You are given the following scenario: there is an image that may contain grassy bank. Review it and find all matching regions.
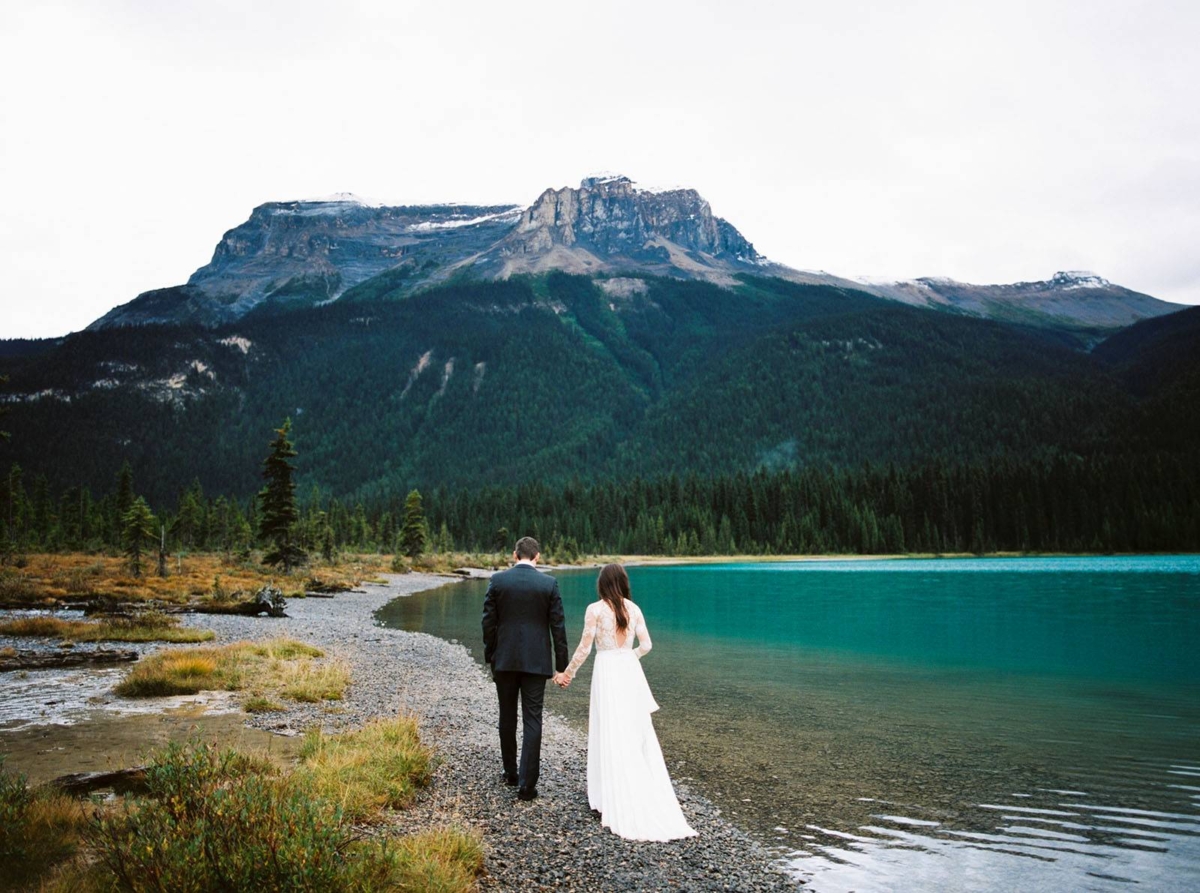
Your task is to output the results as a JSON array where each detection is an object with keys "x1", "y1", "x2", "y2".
[
  {"x1": 1, "y1": 718, "x2": 482, "y2": 892},
  {"x1": 0, "y1": 552, "x2": 383, "y2": 610},
  {"x1": 114, "y1": 638, "x2": 349, "y2": 709},
  {"x1": 0, "y1": 611, "x2": 214, "y2": 644}
]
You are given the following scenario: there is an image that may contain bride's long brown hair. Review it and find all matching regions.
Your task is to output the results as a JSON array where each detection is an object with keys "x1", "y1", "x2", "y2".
[{"x1": 597, "y1": 563, "x2": 631, "y2": 632}]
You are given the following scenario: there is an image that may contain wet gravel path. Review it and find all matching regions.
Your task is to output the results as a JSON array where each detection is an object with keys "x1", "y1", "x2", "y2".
[{"x1": 183, "y1": 574, "x2": 797, "y2": 892}]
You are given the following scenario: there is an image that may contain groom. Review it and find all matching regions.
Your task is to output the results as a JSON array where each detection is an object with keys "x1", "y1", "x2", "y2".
[{"x1": 481, "y1": 536, "x2": 569, "y2": 801}]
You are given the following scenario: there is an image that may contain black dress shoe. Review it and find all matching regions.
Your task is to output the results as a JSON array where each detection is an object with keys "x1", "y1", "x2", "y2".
[
  {"x1": 516, "y1": 787, "x2": 538, "y2": 802},
  {"x1": 504, "y1": 772, "x2": 519, "y2": 786}
]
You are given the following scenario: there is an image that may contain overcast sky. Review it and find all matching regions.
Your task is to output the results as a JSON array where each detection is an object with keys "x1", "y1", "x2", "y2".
[{"x1": 2, "y1": 0, "x2": 1198, "y2": 338}]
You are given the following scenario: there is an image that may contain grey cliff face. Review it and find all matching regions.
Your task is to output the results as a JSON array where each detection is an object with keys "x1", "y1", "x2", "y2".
[
  {"x1": 89, "y1": 198, "x2": 522, "y2": 330},
  {"x1": 502, "y1": 176, "x2": 759, "y2": 263},
  {"x1": 82, "y1": 178, "x2": 1182, "y2": 335}
]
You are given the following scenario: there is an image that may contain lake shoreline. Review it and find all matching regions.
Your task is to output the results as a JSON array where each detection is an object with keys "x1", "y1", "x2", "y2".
[
  {"x1": 171, "y1": 572, "x2": 797, "y2": 891},
  {"x1": 529, "y1": 550, "x2": 1200, "y2": 573}
]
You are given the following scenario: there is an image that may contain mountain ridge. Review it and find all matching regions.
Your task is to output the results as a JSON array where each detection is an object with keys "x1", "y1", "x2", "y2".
[{"x1": 84, "y1": 175, "x2": 1184, "y2": 336}]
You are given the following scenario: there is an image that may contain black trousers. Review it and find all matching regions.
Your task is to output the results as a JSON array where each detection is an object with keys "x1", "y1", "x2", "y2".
[{"x1": 493, "y1": 671, "x2": 547, "y2": 791}]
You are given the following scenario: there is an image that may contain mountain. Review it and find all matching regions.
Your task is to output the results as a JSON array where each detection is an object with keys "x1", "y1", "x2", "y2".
[
  {"x1": 4, "y1": 174, "x2": 1195, "y2": 520},
  {"x1": 863, "y1": 271, "x2": 1177, "y2": 339},
  {"x1": 88, "y1": 196, "x2": 524, "y2": 329},
  {"x1": 86, "y1": 176, "x2": 1180, "y2": 337},
  {"x1": 4, "y1": 268, "x2": 1196, "y2": 509}
]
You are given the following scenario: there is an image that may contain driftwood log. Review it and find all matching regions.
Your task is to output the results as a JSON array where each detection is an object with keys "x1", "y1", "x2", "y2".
[
  {"x1": 0, "y1": 648, "x2": 138, "y2": 672},
  {"x1": 195, "y1": 586, "x2": 287, "y2": 618},
  {"x1": 49, "y1": 766, "x2": 148, "y2": 797}
]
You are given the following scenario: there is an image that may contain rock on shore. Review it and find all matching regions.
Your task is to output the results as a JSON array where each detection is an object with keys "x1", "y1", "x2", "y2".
[{"x1": 183, "y1": 573, "x2": 796, "y2": 892}]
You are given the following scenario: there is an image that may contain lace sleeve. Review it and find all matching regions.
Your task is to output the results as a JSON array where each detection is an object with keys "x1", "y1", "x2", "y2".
[
  {"x1": 565, "y1": 605, "x2": 597, "y2": 679},
  {"x1": 633, "y1": 604, "x2": 652, "y2": 658}
]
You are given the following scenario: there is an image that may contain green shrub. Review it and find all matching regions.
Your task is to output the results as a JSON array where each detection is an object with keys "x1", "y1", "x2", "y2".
[
  {"x1": 89, "y1": 742, "x2": 345, "y2": 892},
  {"x1": 0, "y1": 757, "x2": 87, "y2": 888}
]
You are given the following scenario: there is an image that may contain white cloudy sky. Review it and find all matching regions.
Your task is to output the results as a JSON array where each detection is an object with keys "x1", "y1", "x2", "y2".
[{"x1": 2, "y1": 0, "x2": 1198, "y2": 338}]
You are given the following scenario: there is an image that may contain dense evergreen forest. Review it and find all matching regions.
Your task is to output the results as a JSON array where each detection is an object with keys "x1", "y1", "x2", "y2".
[
  {"x1": 1, "y1": 274, "x2": 1197, "y2": 557},
  {"x1": 2, "y1": 452, "x2": 1196, "y2": 558}
]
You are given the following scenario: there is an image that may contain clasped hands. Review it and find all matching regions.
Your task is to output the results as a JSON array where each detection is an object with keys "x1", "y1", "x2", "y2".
[{"x1": 552, "y1": 672, "x2": 571, "y2": 688}]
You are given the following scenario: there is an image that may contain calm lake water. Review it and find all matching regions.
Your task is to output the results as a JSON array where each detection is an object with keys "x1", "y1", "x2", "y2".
[{"x1": 376, "y1": 556, "x2": 1200, "y2": 892}]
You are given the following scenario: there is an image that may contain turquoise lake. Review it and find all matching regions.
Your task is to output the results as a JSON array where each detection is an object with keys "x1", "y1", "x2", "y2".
[{"x1": 376, "y1": 556, "x2": 1200, "y2": 891}]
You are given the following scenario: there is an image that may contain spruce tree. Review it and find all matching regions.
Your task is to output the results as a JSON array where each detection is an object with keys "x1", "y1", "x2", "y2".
[
  {"x1": 122, "y1": 497, "x2": 156, "y2": 577},
  {"x1": 258, "y1": 418, "x2": 306, "y2": 572},
  {"x1": 399, "y1": 489, "x2": 428, "y2": 558},
  {"x1": 113, "y1": 462, "x2": 134, "y2": 547},
  {"x1": 435, "y1": 520, "x2": 454, "y2": 554}
]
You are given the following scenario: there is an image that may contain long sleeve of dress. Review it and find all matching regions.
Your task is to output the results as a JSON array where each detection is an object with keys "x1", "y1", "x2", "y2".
[
  {"x1": 633, "y1": 605, "x2": 652, "y2": 658},
  {"x1": 564, "y1": 605, "x2": 598, "y2": 679}
]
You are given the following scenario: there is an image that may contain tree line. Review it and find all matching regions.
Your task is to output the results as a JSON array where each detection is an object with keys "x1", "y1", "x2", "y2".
[{"x1": 3, "y1": 440, "x2": 1196, "y2": 561}]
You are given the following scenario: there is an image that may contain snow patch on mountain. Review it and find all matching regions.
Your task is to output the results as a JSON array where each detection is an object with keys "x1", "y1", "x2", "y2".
[{"x1": 407, "y1": 207, "x2": 522, "y2": 232}]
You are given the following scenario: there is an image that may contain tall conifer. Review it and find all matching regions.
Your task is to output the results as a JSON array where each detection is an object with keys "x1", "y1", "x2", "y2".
[
  {"x1": 122, "y1": 496, "x2": 155, "y2": 577},
  {"x1": 258, "y1": 418, "x2": 306, "y2": 571},
  {"x1": 399, "y1": 489, "x2": 428, "y2": 558}
]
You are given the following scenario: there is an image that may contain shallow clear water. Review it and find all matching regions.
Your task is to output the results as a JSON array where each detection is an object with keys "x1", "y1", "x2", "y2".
[{"x1": 377, "y1": 556, "x2": 1200, "y2": 891}]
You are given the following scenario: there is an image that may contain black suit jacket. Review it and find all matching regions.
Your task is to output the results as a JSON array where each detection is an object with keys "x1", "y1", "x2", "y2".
[{"x1": 482, "y1": 564, "x2": 569, "y2": 678}]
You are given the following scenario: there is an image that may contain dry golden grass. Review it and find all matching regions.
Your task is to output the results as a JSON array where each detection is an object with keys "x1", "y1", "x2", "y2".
[
  {"x1": 347, "y1": 825, "x2": 484, "y2": 893},
  {"x1": 297, "y1": 716, "x2": 433, "y2": 823},
  {"x1": 0, "y1": 613, "x2": 214, "y2": 644},
  {"x1": 0, "y1": 616, "x2": 92, "y2": 638},
  {"x1": 114, "y1": 638, "x2": 347, "y2": 709},
  {"x1": 405, "y1": 551, "x2": 510, "y2": 574},
  {"x1": 0, "y1": 553, "x2": 300, "y2": 607},
  {"x1": 278, "y1": 661, "x2": 351, "y2": 703},
  {"x1": 0, "y1": 763, "x2": 93, "y2": 890},
  {"x1": 389, "y1": 826, "x2": 485, "y2": 893}
]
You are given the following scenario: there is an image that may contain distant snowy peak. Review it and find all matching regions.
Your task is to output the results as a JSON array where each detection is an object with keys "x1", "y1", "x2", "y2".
[
  {"x1": 875, "y1": 272, "x2": 1115, "y2": 292},
  {"x1": 862, "y1": 271, "x2": 1177, "y2": 331},
  {"x1": 1051, "y1": 270, "x2": 1111, "y2": 289},
  {"x1": 578, "y1": 173, "x2": 691, "y2": 196},
  {"x1": 299, "y1": 192, "x2": 383, "y2": 207}
]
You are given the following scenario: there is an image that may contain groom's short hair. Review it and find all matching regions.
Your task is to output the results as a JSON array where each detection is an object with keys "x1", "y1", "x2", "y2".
[{"x1": 514, "y1": 536, "x2": 540, "y2": 560}]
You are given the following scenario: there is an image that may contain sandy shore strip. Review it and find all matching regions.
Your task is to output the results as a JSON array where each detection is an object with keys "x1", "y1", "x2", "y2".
[{"x1": 178, "y1": 572, "x2": 796, "y2": 892}]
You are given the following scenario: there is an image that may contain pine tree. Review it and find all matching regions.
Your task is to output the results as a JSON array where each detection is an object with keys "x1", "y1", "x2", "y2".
[
  {"x1": 399, "y1": 489, "x2": 429, "y2": 558},
  {"x1": 174, "y1": 479, "x2": 205, "y2": 549},
  {"x1": 122, "y1": 497, "x2": 156, "y2": 577},
  {"x1": 113, "y1": 462, "x2": 134, "y2": 547},
  {"x1": 258, "y1": 418, "x2": 306, "y2": 572},
  {"x1": 435, "y1": 520, "x2": 454, "y2": 554}
]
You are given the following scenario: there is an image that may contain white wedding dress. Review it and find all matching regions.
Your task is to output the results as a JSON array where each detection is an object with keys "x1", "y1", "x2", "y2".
[{"x1": 564, "y1": 599, "x2": 697, "y2": 841}]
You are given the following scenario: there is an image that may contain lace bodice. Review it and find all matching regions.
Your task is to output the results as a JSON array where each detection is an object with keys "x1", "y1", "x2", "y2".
[{"x1": 564, "y1": 599, "x2": 651, "y2": 679}]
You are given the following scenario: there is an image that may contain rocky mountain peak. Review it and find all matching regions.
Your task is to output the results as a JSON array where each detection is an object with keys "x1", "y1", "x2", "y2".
[
  {"x1": 500, "y1": 174, "x2": 760, "y2": 266},
  {"x1": 1050, "y1": 270, "x2": 1111, "y2": 289}
]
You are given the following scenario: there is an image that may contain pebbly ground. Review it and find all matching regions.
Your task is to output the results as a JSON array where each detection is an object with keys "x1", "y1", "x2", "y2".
[{"x1": 182, "y1": 573, "x2": 798, "y2": 892}]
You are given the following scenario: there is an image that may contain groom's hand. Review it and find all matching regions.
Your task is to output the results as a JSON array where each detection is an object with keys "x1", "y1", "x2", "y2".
[{"x1": 552, "y1": 672, "x2": 569, "y2": 688}]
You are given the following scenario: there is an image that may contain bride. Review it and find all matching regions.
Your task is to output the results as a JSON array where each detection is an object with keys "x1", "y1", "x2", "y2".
[{"x1": 555, "y1": 564, "x2": 697, "y2": 841}]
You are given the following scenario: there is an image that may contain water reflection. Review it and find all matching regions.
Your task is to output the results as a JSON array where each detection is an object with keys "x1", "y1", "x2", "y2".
[{"x1": 790, "y1": 785, "x2": 1200, "y2": 892}]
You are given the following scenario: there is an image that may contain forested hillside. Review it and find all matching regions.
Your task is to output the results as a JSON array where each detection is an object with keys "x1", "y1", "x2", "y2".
[{"x1": 1, "y1": 273, "x2": 1196, "y2": 554}]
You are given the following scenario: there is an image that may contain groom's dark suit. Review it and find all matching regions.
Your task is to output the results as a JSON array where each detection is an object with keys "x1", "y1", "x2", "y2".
[{"x1": 482, "y1": 562, "x2": 568, "y2": 794}]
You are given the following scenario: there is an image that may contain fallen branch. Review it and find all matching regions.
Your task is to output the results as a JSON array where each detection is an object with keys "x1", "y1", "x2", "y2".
[
  {"x1": 194, "y1": 585, "x2": 287, "y2": 617},
  {"x1": 49, "y1": 766, "x2": 148, "y2": 797},
  {"x1": 0, "y1": 648, "x2": 139, "y2": 672}
]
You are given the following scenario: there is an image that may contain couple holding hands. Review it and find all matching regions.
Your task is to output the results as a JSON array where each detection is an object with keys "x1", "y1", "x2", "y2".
[{"x1": 482, "y1": 536, "x2": 696, "y2": 841}]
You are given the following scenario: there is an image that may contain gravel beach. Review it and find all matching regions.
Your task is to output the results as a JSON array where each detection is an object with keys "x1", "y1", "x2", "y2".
[{"x1": 183, "y1": 573, "x2": 797, "y2": 892}]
